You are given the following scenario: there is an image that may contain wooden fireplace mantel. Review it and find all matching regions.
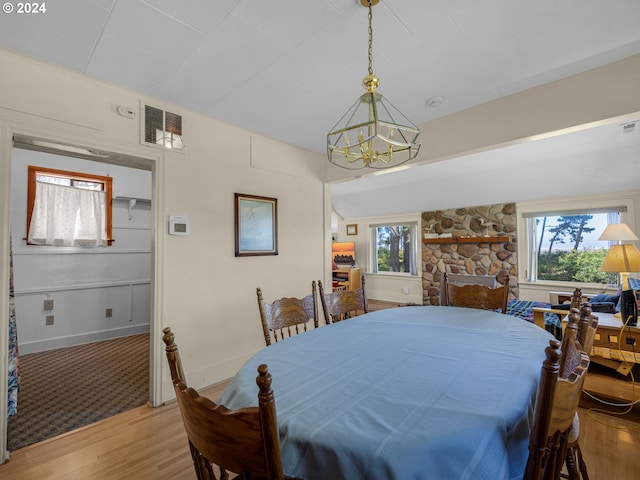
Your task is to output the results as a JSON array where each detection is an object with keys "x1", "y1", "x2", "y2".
[{"x1": 422, "y1": 236, "x2": 512, "y2": 244}]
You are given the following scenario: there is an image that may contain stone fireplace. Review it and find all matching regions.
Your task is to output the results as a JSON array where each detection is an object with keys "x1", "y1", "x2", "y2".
[{"x1": 421, "y1": 203, "x2": 517, "y2": 305}]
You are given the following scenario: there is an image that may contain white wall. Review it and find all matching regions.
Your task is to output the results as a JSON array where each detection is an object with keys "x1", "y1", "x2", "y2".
[
  {"x1": 10, "y1": 148, "x2": 152, "y2": 353},
  {"x1": 339, "y1": 191, "x2": 640, "y2": 306},
  {"x1": 0, "y1": 46, "x2": 327, "y2": 443},
  {"x1": 334, "y1": 213, "x2": 423, "y2": 304},
  {"x1": 1, "y1": 47, "x2": 639, "y2": 461}
]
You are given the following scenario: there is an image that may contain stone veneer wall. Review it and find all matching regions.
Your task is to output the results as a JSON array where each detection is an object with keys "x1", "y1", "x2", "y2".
[{"x1": 422, "y1": 203, "x2": 517, "y2": 305}]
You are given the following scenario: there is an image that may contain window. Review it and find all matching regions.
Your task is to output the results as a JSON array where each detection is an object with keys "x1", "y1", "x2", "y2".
[
  {"x1": 371, "y1": 223, "x2": 418, "y2": 275},
  {"x1": 27, "y1": 166, "x2": 113, "y2": 246},
  {"x1": 524, "y1": 208, "x2": 624, "y2": 285}
]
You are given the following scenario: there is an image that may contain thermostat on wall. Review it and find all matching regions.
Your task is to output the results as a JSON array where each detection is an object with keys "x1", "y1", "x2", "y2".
[{"x1": 168, "y1": 216, "x2": 190, "y2": 235}]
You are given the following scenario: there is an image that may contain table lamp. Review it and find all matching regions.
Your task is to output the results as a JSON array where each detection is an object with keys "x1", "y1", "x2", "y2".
[{"x1": 598, "y1": 223, "x2": 640, "y2": 291}]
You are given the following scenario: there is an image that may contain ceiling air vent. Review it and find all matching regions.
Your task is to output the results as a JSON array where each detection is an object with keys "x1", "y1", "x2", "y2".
[{"x1": 141, "y1": 103, "x2": 184, "y2": 150}]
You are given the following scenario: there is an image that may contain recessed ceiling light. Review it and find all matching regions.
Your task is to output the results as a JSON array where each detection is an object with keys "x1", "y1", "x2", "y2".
[{"x1": 426, "y1": 96, "x2": 445, "y2": 108}]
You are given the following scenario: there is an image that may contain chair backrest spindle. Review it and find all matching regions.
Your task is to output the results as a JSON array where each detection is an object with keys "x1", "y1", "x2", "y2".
[
  {"x1": 257, "y1": 282, "x2": 319, "y2": 346},
  {"x1": 524, "y1": 328, "x2": 591, "y2": 480},
  {"x1": 443, "y1": 272, "x2": 510, "y2": 313},
  {"x1": 318, "y1": 277, "x2": 368, "y2": 324},
  {"x1": 162, "y1": 328, "x2": 287, "y2": 480}
]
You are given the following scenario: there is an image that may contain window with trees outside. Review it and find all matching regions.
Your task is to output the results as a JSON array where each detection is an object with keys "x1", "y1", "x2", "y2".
[
  {"x1": 524, "y1": 208, "x2": 624, "y2": 286},
  {"x1": 371, "y1": 223, "x2": 418, "y2": 275}
]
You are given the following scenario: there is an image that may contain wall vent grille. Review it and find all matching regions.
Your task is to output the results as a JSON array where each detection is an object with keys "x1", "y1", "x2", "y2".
[{"x1": 141, "y1": 103, "x2": 184, "y2": 150}]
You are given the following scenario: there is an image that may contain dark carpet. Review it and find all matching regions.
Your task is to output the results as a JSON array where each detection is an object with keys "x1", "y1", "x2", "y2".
[{"x1": 7, "y1": 333, "x2": 150, "y2": 451}]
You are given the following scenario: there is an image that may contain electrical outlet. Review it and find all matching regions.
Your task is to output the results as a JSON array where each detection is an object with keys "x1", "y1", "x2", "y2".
[
  {"x1": 45, "y1": 315, "x2": 54, "y2": 326},
  {"x1": 106, "y1": 308, "x2": 113, "y2": 318},
  {"x1": 626, "y1": 337, "x2": 636, "y2": 346},
  {"x1": 43, "y1": 298, "x2": 54, "y2": 310}
]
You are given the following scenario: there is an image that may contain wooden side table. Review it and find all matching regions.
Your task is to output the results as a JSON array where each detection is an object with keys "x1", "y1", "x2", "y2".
[
  {"x1": 532, "y1": 309, "x2": 640, "y2": 375},
  {"x1": 531, "y1": 307, "x2": 568, "y2": 331},
  {"x1": 590, "y1": 312, "x2": 640, "y2": 375},
  {"x1": 332, "y1": 267, "x2": 361, "y2": 291},
  {"x1": 548, "y1": 291, "x2": 597, "y2": 304}
]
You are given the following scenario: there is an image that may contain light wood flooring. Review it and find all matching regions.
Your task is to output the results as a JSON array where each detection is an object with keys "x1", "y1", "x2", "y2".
[{"x1": 1, "y1": 301, "x2": 639, "y2": 479}]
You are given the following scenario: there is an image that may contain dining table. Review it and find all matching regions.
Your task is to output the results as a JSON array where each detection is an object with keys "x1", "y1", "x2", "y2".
[{"x1": 217, "y1": 305, "x2": 553, "y2": 480}]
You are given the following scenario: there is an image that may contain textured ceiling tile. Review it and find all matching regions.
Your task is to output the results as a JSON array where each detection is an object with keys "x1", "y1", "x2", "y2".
[
  {"x1": 86, "y1": 36, "x2": 175, "y2": 95},
  {"x1": 2, "y1": 0, "x2": 640, "y2": 217},
  {"x1": 207, "y1": 68, "x2": 306, "y2": 127},
  {"x1": 144, "y1": 0, "x2": 240, "y2": 34},
  {"x1": 153, "y1": 17, "x2": 284, "y2": 112},
  {"x1": 102, "y1": 0, "x2": 204, "y2": 67},
  {"x1": 0, "y1": 14, "x2": 94, "y2": 72},
  {"x1": 230, "y1": 0, "x2": 340, "y2": 48}
]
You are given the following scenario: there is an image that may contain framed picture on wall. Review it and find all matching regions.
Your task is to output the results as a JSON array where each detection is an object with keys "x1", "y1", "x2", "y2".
[
  {"x1": 234, "y1": 193, "x2": 278, "y2": 257},
  {"x1": 346, "y1": 224, "x2": 358, "y2": 236}
]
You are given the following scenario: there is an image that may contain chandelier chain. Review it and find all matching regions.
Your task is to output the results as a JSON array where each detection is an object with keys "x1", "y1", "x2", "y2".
[
  {"x1": 367, "y1": 1, "x2": 373, "y2": 76},
  {"x1": 327, "y1": 0, "x2": 421, "y2": 169}
]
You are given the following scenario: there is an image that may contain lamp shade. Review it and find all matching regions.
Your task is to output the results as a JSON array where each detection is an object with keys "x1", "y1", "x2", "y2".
[
  {"x1": 600, "y1": 244, "x2": 640, "y2": 273},
  {"x1": 598, "y1": 223, "x2": 639, "y2": 241}
]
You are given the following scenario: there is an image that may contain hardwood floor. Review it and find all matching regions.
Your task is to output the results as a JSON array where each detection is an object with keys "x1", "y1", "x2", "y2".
[
  {"x1": 0, "y1": 381, "x2": 228, "y2": 480},
  {"x1": 1, "y1": 301, "x2": 639, "y2": 479}
]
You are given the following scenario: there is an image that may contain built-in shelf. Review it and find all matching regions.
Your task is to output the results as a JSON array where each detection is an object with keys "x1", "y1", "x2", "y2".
[
  {"x1": 113, "y1": 196, "x2": 151, "y2": 204},
  {"x1": 113, "y1": 196, "x2": 151, "y2": 220},
  {"x1": 423, "y1": 235, "x2": 512, "y2": 244}
]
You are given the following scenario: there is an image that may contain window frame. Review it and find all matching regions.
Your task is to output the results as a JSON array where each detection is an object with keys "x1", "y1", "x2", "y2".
[
  {"x1": 370, "y1": 222, "x2": 419, "y2": 276},
  {"x1": 26, "y1": 165, "x2": 113, "y2": 246},
  {"x1": 521, "y1": 204, "x2": 628, "y2": 287}
]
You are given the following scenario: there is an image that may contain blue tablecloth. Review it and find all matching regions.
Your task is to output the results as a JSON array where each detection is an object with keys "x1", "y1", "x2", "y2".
[{"x1": 218, "y1": 306, "x2": 553, "y2": 480}]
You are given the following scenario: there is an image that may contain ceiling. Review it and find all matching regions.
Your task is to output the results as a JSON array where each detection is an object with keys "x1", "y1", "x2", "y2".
[{"x1": 1, "y1": 0, "x2": 640, "y2": 218}]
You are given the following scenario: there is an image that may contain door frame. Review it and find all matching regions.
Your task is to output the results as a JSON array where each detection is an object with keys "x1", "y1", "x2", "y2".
[{"x1": 0, "y1": 123, "x2": 166, "y2": 463}]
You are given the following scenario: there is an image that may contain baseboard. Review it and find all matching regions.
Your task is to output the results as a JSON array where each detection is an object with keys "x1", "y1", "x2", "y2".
[
  {"x1": 18, "y1": 324, "x2": 150, "y2": 354},
  {"x1": 367, "y1": 290, "x2": 422, "y2": 304}
]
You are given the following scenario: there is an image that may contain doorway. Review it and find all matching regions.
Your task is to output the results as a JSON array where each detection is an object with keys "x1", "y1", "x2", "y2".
[{"x1": 5, "y1": 138, "x2": 156, "y2": 451}]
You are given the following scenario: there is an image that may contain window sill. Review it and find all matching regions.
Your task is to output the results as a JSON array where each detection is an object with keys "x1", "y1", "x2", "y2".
[
  {"x1": 368, "y1": 271, "x2": 419, "y2": 278},
  {"x1": 518, "y1": 280, "x2": 616, "y2": 294}
]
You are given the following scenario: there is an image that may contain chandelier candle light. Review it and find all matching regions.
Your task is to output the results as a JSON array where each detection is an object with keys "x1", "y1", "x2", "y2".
[{"x1": 327, "y1": 0, "x2": 421, "y2": 169}]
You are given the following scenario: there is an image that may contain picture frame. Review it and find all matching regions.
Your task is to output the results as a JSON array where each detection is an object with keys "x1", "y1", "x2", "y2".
[
  {"x1": 234, "y1": 193, "x2": 278, "y2": 257},
  {"x1": 346, "y1": 224, "x2": 358, "y2": 236}
]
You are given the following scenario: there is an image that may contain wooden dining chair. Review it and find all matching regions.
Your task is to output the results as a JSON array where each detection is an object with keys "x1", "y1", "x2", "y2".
[
  {"x1": 576, "y1": 302, "x2": 598, "y2": 354},
  {"x1": 317, "y1": 277, "x2": 368, "y2": 324},
  {"x1": 524, "y1": 312, "x2": 591, "y2": 480},
  {"x1": 256, "y1": 281, "x2": 319, "y2": 346},
  {"x1": 162, "y1": 327, "x2": 293, "y2": 480},
  {"x1": 533, "y1": 288, "x2": 593, "y2": 342},
  {"x1": 560, "y1": 303, "x2": 598, "y2": 480},
  {"x1": 442, "y1": 272, "x2": 509, "y2": 313}
]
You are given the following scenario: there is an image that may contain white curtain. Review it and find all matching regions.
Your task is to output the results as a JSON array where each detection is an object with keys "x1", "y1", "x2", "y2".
[{"x1": 28, "y1": 181, "x2": 107, "y2": 247}]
